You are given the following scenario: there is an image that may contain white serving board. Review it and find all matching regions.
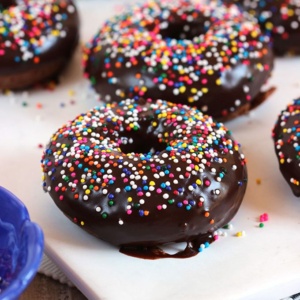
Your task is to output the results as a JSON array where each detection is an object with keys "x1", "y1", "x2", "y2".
[{"x1": 1, "y1": 1, "x2": 300, "y2": 299}]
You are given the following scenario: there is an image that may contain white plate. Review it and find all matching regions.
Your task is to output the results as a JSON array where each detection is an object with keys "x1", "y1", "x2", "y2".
[{"x1": 1, "y1": 1, "x2": 300, "y2": 299}]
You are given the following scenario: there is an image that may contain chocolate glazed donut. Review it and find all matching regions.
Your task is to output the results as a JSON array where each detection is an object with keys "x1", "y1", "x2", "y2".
[
  {"x1": 83, "y1": 0, "x2": 274, "y2": 121},
  {"x1": 41, "y1": 99, "x2": 248, "y2": 259},
  {"x1": 226, "y1": 0, "x2": 300, "y2": 56},
  {"x1": 0, "y1": 0, "x2": 79, "y2": 90},
  {"x1": 273, "y1": 98, "x2": 300, "y2": 197}
]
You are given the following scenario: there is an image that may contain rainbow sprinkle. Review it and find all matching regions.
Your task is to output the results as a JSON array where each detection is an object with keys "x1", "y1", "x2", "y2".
[
  {"x1": 273, "y1": 98, "x2": 300, "y2": 197},
  {"x1": 0, "y1": 1, "x2": 76, "y2": 65},
  {"x1": 83, "y1": 0, "x2": 273, "y2": 119},
  {"x1": 233, "y1": 0, "x2": 300, "y2": 54},
  {"x1": 41, "y1": 99, "x2": 247, "y2": 232}
]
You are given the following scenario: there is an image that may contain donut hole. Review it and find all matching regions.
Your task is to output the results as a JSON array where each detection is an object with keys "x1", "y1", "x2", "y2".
[
  {"x1": 158, "y1": 21, "x2": 209, "y2": 40},
  {"x1": 119, "y1": 134, "x2": 167, "y2": 155},
  {"x1": 0, "y1": 0, "x2": 16, "y2": 10}
]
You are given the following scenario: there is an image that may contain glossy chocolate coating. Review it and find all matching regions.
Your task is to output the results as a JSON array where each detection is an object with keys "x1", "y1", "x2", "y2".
[
  {"x1": 83, "y1": 0, "x2": 274, "y2": 121},
  {"x1": 227, "y1": 0, "x2": 300, "y2": 55},
  {"x1": 0, "y1": 0, "x2": 79, "y2": 90},
  {"x1": 273, "y1": 98, "x2": 300, "y2": 197},
  {"x1": 0, "y1": 0, "x2": 16, "y2": 10},
  {"x1": 41, "y1": 99, "x2": 248, "y2": 259}
]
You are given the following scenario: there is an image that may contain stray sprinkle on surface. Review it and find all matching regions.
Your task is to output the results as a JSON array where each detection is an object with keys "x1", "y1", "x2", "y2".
[
  {"x1": 223, "y1": 223, "x2": 233, "y2": 230},
  {"x1": 236, "y1": 230, "x2": 246, "y2": 237}
]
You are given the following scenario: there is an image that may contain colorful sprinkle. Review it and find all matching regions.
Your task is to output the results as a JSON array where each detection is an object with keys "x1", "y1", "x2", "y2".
[
  {"x1": 235, "y1": 0, "x2": 300, "y2": 54},
  {"x1": 236, "y1": 230, "x2": 246, "y2": 237},
  {"x1": 41, "y1": 98, "x2": 247, "y2": 253},
  {"x1": 0, "y1": 1, "x2": 77, "y2": 66},
  {"x1": 83, "y1": 0, "x2": 273, "y2": 120},
  {"x1": 259, "y1": 213, "x2": 269, "y2": 223},
  {"x1": 273, "y1": 98, "x2": 300, "y2": 196}
]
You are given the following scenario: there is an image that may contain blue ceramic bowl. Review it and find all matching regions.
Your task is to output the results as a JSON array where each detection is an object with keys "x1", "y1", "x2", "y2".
[{"x1": 0, "y1": 186, "x2": 44, "y2": 300}]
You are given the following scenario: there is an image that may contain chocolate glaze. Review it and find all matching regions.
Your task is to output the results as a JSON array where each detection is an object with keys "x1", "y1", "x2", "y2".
[
  {"x1": 83, "y1": 0, "x2": 274, "y2": 121},
  {"x1": 41, "y1": 98, "x2": 248, "y2": 259},
  {"x1": 0, "y1": 0, "x2": 16, "y2": 10},
  {"x1": 273, "y1": 98, "x2": 300, "y2": 197},
  {"x1": 0, "y1": 0, "x2": 79, "y2": 90},
  {"x1": 227, "y1": 0, "x2": 300, "y2": 55}
]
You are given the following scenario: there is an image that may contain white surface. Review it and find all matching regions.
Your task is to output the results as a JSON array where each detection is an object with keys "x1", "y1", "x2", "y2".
[{"x1": 1, "y1": 1, "x2": 300, "y2": 299}]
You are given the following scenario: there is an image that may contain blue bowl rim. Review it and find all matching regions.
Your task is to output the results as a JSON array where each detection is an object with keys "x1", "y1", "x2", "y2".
[{"x1": 0, "y1": 186, "x2": 44, "y2": 300}]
